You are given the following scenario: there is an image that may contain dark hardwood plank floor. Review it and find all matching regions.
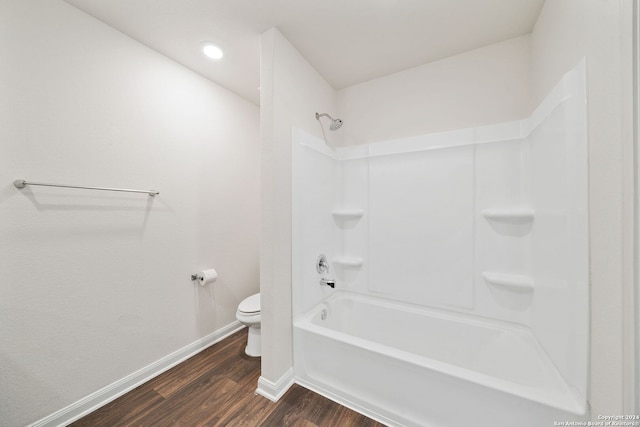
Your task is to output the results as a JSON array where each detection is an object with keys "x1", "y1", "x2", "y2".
[{"x1": 71, "y1": 329, "x2": 385, "y2": 427}]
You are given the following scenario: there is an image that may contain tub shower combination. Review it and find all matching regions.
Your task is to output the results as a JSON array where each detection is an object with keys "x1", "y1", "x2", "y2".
[{"x1": 292, "y1": 63, "x2": 589, "y2": 427}]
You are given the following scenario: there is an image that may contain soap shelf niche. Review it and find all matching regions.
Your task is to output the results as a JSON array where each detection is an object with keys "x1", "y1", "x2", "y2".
[
  {"x1": 332, "y1": 208, "x2": 364, "y2": 229},
  {"x1": 482, "y1": 208, "x2": 535, "y2": 224},
  {"x1": 482, "y1": 272, "x2": 534, "y2": 293},
  {"x1": 332, "y1": 256, "x2": 364, "y2": 269},
  {"x1": 482, "y1": 208, "x2": 534, "y2": 236},
  {"x1": 332, "y1": 209, "x2": 364, "y2": 221}
]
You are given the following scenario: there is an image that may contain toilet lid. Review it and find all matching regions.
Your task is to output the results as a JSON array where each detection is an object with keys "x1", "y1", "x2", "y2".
[{"x1": 238, "y1": 293, "x2": 260, "y2": 314}]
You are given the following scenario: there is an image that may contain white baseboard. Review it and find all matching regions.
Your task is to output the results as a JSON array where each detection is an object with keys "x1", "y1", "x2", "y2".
[
  {"x1": 255, "y1": 367, "x2": 295, "y2": 402},
  {"x1": 29, "y1": 321, "x2": 244, "y2": 427}
]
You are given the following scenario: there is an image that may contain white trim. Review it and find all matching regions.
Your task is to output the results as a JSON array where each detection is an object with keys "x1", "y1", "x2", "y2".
[
  {"x1": 631, "y1": 0, "x2": 640, "y2": 414},
  {"x1": 28, "y1": 321, "x2": 244, "y2": 427},
  {"x1": 621, "y1": 0, "x2": 640, "y2": 414},
  {"x1": 255, "y1": 367, "x2": 295, "y2": 401}
]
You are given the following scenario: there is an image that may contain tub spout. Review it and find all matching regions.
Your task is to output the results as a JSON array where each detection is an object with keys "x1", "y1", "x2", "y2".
[{"x1": 320, "y1": 278, "x2": 335, "y2": 288}]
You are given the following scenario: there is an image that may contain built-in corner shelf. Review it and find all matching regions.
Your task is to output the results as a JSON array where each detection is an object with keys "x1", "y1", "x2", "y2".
[
  {"x1": 482, "y1": 208, "x2": 535, "y2": 224},
  {"x1": 332, "y1": 209, "x2": 364, "y2": 229},
  {"x1": 332, "y1": 209, "x2": 364, "y2": 221},
  {"x1": 482, "y1": 272, "x2": 534, "y2": 294},
  {"x1": 482, "y1": 208, "x2": 535, "y2": 236},
  {"x1": 332, "y1": 256, "x2": 364, "y2": 269}
]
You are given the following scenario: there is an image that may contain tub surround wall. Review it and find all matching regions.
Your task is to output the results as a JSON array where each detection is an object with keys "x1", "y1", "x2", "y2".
[
  {"x1": 0, "y1": 1, "x2": 259, "y2": 425},
  {"x1": 368, "y1": 145, "x2": 475, "y2": 309},
  {"x1": 530, "y1": 0, "x2": 630, "y2": 414},
  {"x1": 292, "y1": 63, "x2": 588, "y2": 426},
  {"x1": 292, "y1": 131, "x2": 342, "y2": 317}
]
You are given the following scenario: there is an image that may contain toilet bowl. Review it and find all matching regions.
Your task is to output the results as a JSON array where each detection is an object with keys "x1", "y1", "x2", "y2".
[{"x1": 236, "y1": 293, "x2": 261, "y2": 357}]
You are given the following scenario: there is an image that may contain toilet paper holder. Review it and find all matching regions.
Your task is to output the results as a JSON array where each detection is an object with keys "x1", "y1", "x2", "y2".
[{"x1": 190, "y1": 269, "x2": 218, "y2": 285}]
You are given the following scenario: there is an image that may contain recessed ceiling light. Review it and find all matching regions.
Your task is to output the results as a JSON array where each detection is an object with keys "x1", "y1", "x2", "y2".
[{"x1": 202, "y1": 43, "x2": 223, "y2": 60}]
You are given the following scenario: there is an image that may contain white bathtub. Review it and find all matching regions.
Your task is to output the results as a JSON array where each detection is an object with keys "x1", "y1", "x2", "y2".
[{"x1": 293, "y1": 292, "x2": 588, "y2": 427}]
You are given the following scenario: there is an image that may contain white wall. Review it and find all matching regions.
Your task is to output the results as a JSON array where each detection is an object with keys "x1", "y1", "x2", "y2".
[
  {"x1": 0, "y1": 1, "x2": 259, "y2": 425},
  {"x1": 259, "y1": 28, "x2": 337, "y2": 393},
  {"x1": 531, "y1": 0, "x2": 631, "y2": 415},
  {"x1": 336, "y1": 35, "x2": 532, "y2": 145}
]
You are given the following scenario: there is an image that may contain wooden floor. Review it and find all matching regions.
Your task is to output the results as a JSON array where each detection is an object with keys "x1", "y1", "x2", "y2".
[{"x1": 71, "y1": 329, "x2": 385, "y2": 427}]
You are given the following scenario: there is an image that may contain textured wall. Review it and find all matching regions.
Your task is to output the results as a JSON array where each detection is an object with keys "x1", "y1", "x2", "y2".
[
  {"x1": 259, "y1": 28, "x2": 338, "y2": 391},
  {"x1": 0, "y1": 1, "x2": 259, "y2": 425},
  {"x1": 336, "y1": 35, "x2": 532, "y2": 145}
]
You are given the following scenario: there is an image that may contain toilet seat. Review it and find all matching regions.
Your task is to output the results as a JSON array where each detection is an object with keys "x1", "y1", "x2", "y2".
[{"x1": 238, "y1": 293, "x2": 260, "y2": 314}]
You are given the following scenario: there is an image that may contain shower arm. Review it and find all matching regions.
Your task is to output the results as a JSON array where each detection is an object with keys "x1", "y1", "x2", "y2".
[{"x1": 315, "y1": 113, "x2": 335, "y2": 121}]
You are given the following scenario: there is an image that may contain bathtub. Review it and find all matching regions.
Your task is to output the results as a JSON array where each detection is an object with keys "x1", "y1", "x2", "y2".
[{"x1": 293, "y1": 291, "x2": 588, "y2": 427}]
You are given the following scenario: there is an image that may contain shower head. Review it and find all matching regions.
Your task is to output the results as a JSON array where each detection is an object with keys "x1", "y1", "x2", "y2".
[
  {"x1": 315, "y1": 112, "x2": 343, "y2": 131},
  {"x1": 330, "y1": 118, "x2": 343, "y2": 131}
]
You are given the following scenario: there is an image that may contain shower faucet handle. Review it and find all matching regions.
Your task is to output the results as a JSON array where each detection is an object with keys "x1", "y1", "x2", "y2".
[
  {"x1": 316, "y1": 254, "x2": 329, "y2": 274},
  {"x1": 320, "y1": 278, "x2": 335, "y2": 288}
]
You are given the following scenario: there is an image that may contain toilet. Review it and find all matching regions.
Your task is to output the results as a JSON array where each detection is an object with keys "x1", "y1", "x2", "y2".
[{"x1": 236, "y1": 293, "x2": 261, "y2": 357}]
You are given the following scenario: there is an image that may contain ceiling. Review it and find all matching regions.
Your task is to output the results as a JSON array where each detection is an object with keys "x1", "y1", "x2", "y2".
[{"x1": 64, "y1": 0, "x2": 545, "y2": 105}]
